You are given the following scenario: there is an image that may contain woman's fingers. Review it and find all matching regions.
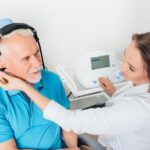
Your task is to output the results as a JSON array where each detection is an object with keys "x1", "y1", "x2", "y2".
[
  {"x1": 0, "y1": 72, "x2": 10, "y2": 84},
  {"x1": 0, "y1": 77, "x2": 8, "y2": 84},
  {"x1": 99, "y1": 77, "x2": 110, "y2": 87},
  {"x1": 98, "y1": 77, "x2": 116, "y2": 96},
  {"x1": 0, "y1": 71, "x2": 11, "y2": 81},
  {"x1": 100, "y1": 81, "x2": 107, "y2": 89}
]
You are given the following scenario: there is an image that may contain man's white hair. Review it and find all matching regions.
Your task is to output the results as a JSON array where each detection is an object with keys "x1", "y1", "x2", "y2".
[
  {"x1": 3, "y1": 28, "x2": 33, "y2": 38},
  {"x1": 0, "y1": 29, "x2": 33, "y2": 57}
]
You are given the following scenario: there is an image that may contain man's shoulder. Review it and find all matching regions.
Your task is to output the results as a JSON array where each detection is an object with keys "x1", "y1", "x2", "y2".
[
  {"x1": 0, "y1": 88, "x2": 7, "y2": 97},
  {"x1": 41, "y1": 70, "x2": 61, "y2": 82},
  {"x1": 0, "y1": 88, "x2": 9, "y2": 108},
  {"x1": 41, "y1": 70, "x2": 59, "y2": 78}
]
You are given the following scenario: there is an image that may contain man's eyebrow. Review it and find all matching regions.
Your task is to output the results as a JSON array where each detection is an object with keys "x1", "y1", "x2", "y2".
[
  {"x1": 22, "y1": 49, "x2": 39, "y2": 59},
  {"x1": 34, "y1": 49, "x2": 40, "y2": 55}
]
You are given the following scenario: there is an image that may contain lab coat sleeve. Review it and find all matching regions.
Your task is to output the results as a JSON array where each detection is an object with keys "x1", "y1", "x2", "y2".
[{"x1": 43, "y1": 99, "x2": 146, "y2": 135}]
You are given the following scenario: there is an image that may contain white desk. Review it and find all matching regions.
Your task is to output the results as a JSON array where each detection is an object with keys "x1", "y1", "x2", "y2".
[{"x1": 70, "y1": 93, "x2": 108, "y2": 109}]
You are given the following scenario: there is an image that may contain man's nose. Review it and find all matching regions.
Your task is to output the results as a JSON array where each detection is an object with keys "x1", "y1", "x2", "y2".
[{"x1": 31, "y1": 55, "x2": 42, "y2": 67}]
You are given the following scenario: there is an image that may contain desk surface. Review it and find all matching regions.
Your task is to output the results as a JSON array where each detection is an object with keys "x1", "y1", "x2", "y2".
[{"x1": 70, "y1": 94, "x2": 108, "y2": 109}]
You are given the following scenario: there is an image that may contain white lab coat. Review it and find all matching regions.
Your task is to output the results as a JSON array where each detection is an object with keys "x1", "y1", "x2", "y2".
[{"x1": 43, "y1": 82, "x2": 150, "y2": 150}]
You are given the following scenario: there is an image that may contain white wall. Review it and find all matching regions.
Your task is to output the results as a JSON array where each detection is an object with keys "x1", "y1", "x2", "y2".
[{"x1": 0, "y1": 0, "x2": 150, "y2": 71}]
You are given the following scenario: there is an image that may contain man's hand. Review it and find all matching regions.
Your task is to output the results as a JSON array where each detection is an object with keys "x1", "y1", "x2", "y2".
[
  {"x1": 99, "y1": 77, "x2": 116, "y2": 96},
  {"x1": 62, "y1": 130, "x2": 79, "y2": 150},
  {"x1": 60, "y1": 147, "x2": 81, "y2": 150}
]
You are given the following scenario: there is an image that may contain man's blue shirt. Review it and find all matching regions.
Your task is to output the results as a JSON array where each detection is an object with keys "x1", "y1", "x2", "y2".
[{"x1": 0, "y1": 70, "x2": 70, "y2": 149}]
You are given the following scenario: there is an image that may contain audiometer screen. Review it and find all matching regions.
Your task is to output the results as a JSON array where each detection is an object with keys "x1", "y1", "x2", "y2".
[{"x1": 91, "y1": 55, "x2": 110, "y2": 70}]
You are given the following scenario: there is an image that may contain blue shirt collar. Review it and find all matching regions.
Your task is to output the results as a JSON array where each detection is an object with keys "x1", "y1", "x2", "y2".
[
  {"x1": 7, "y1": 79, "x2": 43, "y2": 96},
  {"x1": 34, "y1": 79, "x2": 43, "y2": 89}
]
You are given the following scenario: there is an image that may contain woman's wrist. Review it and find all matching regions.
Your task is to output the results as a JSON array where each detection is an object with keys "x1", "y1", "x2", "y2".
[
  {"x1": 21, "y1": 81, "x2": 32, "y2": 93},
  {"x1": 21, "y1": 82, "x2": 50, "y2": 110}
]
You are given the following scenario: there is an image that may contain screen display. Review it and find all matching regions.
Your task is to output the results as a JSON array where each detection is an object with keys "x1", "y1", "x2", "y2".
[{"x1": 91, "y1": 55, "x2": 110, "y2": 70}]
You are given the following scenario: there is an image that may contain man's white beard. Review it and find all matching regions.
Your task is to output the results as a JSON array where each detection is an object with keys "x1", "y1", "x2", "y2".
[
  {"x1": 27, "y1": 67, "x2": 42, "y2": 84},
  {"x1": 27, "y1": 72, "x2": 42, "y2": 84}
]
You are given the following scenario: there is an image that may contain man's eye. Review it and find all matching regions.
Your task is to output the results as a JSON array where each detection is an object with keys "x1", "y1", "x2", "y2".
[
  {"x1": 23, "y1": 57, "x2": 30, "y2": 61},
  {"x1": 35, "y1": 53, "x2": 39, "y2": 57},
  {"x1": 35, "y1": 51, "x2": 40, "y2": 56}
]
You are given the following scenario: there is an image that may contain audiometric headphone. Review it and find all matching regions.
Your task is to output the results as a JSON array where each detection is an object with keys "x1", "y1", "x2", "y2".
[{"x1": 0, "y1": 23, "x2": 46, "y2": 71}]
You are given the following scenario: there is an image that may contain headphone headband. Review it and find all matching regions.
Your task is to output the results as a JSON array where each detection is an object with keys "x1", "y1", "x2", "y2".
[
  {"x1": 0, "y1": 23, "x2": 39, "y2": 41},
  {"x1": 0, "y1": 23, "x2": 45, "y2": 69}
]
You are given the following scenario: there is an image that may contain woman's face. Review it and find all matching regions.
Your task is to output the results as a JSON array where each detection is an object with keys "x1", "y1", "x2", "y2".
[{"x1": 120, "y1": 40, "x2": 149, "y2": 85}]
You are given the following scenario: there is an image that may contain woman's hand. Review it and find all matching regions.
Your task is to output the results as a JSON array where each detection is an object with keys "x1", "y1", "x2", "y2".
[
  {"x1": 0, "y1": 71, "x2": 27, "y2": 91},
  {"x1": 99, "y1": 77, "x2": 116, "y2": 96}
]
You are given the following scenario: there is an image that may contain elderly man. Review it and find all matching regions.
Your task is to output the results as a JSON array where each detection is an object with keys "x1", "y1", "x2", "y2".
[{"x1": 0, "y1": 19, "x2": 78, "y2": 150}]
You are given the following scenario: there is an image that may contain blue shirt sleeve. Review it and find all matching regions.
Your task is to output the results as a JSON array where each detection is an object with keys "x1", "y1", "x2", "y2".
[
  {"x1": 0, "y1": 109, "x2": 14, "y2": 143},
  {"x1": 41, "y1": 70, "x2": 70, "y2": 110},
  {"x1": 57, "y1": 76, "x2": 70, "y2": 109}
]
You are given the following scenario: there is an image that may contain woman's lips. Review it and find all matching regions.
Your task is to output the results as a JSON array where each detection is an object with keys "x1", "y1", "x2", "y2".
[{"x1": 122, "y1": 72, "x2": 126, "y2": 77}]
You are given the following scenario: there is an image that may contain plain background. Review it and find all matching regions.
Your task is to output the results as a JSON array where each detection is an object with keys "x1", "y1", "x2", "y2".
[{"x1": 0, "y1": 0, "x2": 150, "y2": 71}]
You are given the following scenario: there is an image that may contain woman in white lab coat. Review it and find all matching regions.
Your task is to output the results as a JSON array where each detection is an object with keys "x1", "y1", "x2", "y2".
[{"x1": 1, "y1": 32, "x2": 150, "y2": 150}]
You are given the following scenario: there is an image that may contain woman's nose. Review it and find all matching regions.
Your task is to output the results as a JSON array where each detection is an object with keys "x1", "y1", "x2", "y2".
[{"x1": 119, "y1": 63, "x2": 128, "y2": 73}]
